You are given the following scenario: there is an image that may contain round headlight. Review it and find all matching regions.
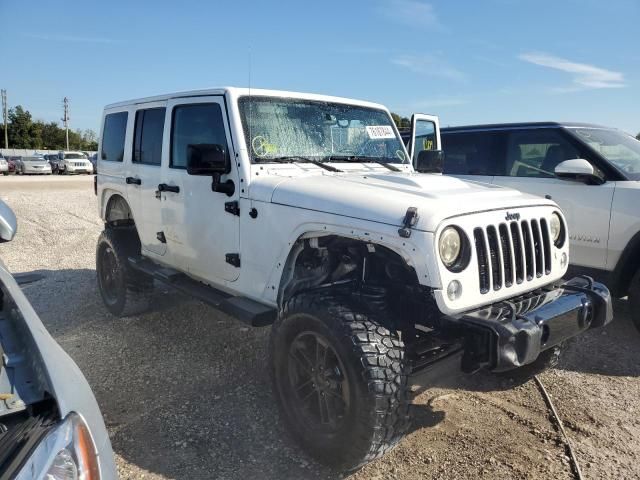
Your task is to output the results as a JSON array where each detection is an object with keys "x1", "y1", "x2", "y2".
[
  {"x1": 439, "y1": 227, "x2": 462, "y2": 267},
  {"x1": 550, "y1": 212, "x2": 562, "y2": 242}
]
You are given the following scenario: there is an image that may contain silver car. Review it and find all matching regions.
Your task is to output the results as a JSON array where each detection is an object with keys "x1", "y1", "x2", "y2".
[
  {"x1": 0, "y1": 201, "x2": 117, "y2": 479},
  {"x1": 0, "y1": 157, "x2": 8, "y2": 176},
  {"x1": 18, "y1": 156, "x2": 53, "y2": 175}
]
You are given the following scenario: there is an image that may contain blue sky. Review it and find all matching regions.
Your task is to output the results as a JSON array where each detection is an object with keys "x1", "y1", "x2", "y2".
[{"x1": 1, "y1": 0, "x2": 638, "y2": 134}]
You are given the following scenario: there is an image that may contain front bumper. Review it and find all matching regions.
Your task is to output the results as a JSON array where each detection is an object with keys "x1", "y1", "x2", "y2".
[
  {"x1": 23, "y1": 166, "x2": 52, "y2": 174},
  {"x1": 451, "y1": 276, "x2": 612, "y2": 372},
  {"x1": 65, "y1": 165, "x2": 92, "y2": 173}
]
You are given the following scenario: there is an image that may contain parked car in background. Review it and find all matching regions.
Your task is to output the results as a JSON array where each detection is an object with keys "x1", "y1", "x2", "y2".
[
  {"x1": 18, "y1": 156, "x2": 53, "y2": 175},
  {"x1": 91, "y1": 154, "x2": 97, "y2": 173},
  {"x1": 0, "y1": 200, "x2": 117, "y2": 479},
  {"x1": 58, "y1": 151, "x2": 93, "y2": 174},
  {"x1": 43, "y1": 153, "x2": 61, "y2": 173},
  {"x1": 0, "y1": 156, "x2": 8, "y2": 176},
  {"x1": 8, "y1": 156, "x2": 22, "y2": 172},
  {"x1": 438, "y1": 121, "x2": 640, "y2": 332}
]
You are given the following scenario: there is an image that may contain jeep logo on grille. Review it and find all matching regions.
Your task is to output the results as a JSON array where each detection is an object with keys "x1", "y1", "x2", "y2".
[{"x1": 505, "y1": 212, "x2": 520, "y2": 221}]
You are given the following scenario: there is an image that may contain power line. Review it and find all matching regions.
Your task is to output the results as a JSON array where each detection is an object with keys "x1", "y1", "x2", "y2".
[{"x1": 62, "y1": 97, "x2": 69, "y2": 151}]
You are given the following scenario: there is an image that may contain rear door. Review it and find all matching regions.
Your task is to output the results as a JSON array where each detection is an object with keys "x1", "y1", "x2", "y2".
[
  {"x1": 125, "y1": 102, "x2": 167, "y2": 257},
  {"x1": 408, "y1": 113, "x2": 441, "y2": 166},
  {"x1": 160, "y1": 96, "x2": 240, "y2": 283},
  {"x1": 491, "y1": 128, "x2": 615, "y2": 269}
]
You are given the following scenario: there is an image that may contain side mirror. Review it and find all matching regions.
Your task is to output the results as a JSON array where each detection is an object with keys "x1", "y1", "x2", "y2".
[
  {"x1": 555, "y1": 159, "x2": 604, "y2": 185},
  {"x1": 0, "y1": 200, "x2": 17, "y2": 243},
  {"x1": 186, "y1": 144, "x2": 230, "y2": 176},
  {"x1": 416, "y1": 150, "x2": 444, "y2": 173}
]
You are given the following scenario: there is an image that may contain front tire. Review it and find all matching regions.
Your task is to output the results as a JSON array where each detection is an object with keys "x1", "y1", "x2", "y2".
[
  {"x1": 96, "y1": 228, "x2": 153, "y2": 317},
  {"x1": 269, "y1": 291, "x2": 410, "y2": 471},
  {"x1": 629, "y1": 268, "x2": 640, "y2": 333}
]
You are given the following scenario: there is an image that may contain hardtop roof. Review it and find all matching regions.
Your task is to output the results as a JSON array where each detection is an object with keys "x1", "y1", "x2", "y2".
[
  {"x1": 104, "y1": 87, "x2": 389, "y2": 112},
  {"x1": 441, "y1": 121, "x2": 608, "y2": 132}
]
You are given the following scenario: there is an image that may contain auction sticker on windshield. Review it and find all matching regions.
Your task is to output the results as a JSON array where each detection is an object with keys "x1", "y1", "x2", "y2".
[{"x1": 366, "y1": 125, "x2": 395, "y2": 139}]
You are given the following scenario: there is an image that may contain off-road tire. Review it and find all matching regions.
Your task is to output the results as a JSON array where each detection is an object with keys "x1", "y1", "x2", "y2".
[
  {"x1": 496, "y1": 343, "x2": 563, "y2": 383},
  {"x1": 629, "y1": 268, "x2": 640, "y2": 333},
  {"x1": 269, "y1": 291, "x2": 410, "y2": 471},
  {"x1": 96, "y1": 227, "x2": 153, "y2": 317}
]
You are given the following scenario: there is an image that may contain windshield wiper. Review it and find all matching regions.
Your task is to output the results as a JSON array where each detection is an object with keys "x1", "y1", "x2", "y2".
[
  {"x1": 255, "y1": 156, "x2": 342, "y2": 173},
  {"x1": 328, "y1": 156, "x2": 402, "y2": 172}
]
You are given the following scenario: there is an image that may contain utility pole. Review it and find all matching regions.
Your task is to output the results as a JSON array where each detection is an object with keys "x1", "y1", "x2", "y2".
[
  {"x1": 1, "y1": 89, "x2": 7, "y2": 149},
  {"x1": 62, "y1": 97, "x2": 69, "y2": 151}
]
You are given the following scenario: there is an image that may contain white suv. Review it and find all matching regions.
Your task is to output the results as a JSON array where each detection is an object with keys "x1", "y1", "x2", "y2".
[
  {"x1": 59, "y1": 151, "x2": 93, "y2": 174},
  {"x1": 438, "y1": 122, "x2": 640, "y2": 332},
  {"x1": 95, "y1": 89, "x2": 611, "y2": 470}
]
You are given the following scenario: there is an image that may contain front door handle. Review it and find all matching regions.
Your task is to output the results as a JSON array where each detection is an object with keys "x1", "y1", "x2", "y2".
[
  {"x1": 157, "y1": 183, "x2": 180, "y2": 193},
  {"x1": 126, "y1": 176, "x2": 142, "y2": 185}
]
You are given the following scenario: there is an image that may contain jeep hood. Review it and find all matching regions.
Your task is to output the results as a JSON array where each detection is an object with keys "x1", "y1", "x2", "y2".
[{"x1": 262, "y1": 172, "x2": 556, "y2": 232}]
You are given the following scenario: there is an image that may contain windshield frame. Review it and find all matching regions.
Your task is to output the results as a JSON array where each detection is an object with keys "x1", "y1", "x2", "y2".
[
  {"x1": 566, "y1": 127, "x2": 640, "y2": 181},
  {"x1": 237, "y1": 95, "x2": 409, "y2": 166}
]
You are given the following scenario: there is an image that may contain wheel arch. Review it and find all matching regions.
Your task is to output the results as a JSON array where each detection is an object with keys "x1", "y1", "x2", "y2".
[
  {"x1": 102, "y1": 191, "x2": 136, "y2": 227},
  {"x1": 610, "y1": 229, "x2": 640, "y2": 297},
  {"x1": 275, "y1": 231, "x2": 422, "y2": 309}
]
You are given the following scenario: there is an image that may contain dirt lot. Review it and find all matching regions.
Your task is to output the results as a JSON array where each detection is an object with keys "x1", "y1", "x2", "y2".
[{"x1": 1, "y1": 175, "x2": 639, "y2": 479}]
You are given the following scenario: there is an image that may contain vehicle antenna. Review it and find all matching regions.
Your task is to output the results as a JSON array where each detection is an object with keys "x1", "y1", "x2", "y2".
[{"x1": 248, "y1": 48, "x2": 252, "y2": 157}]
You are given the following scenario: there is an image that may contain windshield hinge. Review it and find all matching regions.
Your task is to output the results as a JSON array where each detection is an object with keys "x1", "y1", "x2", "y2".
[
  {"x1": 398, "y1": 207, "x2": 419, "y2": 238},
  {"x1": 225, "y1": 201, "x2": 240, "y2": 216},
  {"x1": 226, "y1": 253, "x2": 241, "y2": 268}
]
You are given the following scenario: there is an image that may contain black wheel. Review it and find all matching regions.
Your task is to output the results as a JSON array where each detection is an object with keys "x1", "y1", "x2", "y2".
[
  {"x1": 629, "y1": 268, "x2": 640, "y2": 333},
  {"x1": 2, "y1": 172, "x2": 7, "y2": 176},
  {"x1": 96, "y1": 228, "x2": 153, "y2": 317},
  {"x1": 496, "y1": 343, "x2": 563, "y2": 383},
  {"x1": 269, "y1": 291, "x2": 410, "y2": 471}
]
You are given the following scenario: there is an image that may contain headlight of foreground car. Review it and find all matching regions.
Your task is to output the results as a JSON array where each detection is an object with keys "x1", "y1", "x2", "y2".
[
  {"x1": 17, "y1": 413, "x2": 100, "y2": 480},
  {"x1": 439, "y1": 227, "x2": 461, "y2": 267},
  {"x1": 550, "y1": 212, "x2": 565, "y2": 247}
]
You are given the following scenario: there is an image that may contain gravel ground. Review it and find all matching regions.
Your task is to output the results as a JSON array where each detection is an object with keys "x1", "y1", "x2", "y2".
[{"x1": 1, "y1": 175, "x2": 639, "y2": 479}]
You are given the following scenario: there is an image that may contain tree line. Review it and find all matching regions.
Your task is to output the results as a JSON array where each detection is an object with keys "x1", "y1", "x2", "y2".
[{"x1": 0, "y1": 105, "x2": 98, "y2": 151}]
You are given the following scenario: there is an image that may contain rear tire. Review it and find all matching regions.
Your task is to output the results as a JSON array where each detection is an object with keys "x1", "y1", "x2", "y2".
[
  {"x1": 629, "y1": 268, "x2": 640, "y2": 333},
  {"x1": 269, "y1": 291, "x2": 410, "y2": 471},
  {"x1": 96, "y1": 227, "x2": 153, "y2": 317}
]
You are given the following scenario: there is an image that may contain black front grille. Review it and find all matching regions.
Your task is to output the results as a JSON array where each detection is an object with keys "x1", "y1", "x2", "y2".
[{"x1": 475, "y1": 219, "x2": 552, "y2": 294}]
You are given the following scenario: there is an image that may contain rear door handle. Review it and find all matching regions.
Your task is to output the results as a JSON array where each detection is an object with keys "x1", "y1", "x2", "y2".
[
  {"x1": 126, "y1": 177, "x2": 142, "y2": 185},
  {"x1": 157, "y1": 183, "x2": 180, "y2": 193}
]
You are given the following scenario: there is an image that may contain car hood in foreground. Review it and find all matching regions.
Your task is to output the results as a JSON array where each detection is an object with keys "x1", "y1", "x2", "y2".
[{"x1": 254, "y1": 170, "x2": 556, "y2": 232}]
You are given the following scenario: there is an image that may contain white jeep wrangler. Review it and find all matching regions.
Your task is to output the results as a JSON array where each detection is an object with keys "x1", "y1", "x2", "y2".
[{"x1": 95, "y1": 88, "x2": 612, "y2": 470}]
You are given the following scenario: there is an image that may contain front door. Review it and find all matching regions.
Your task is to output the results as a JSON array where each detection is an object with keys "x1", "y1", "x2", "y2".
[
  {"x1": 492, "y1": 128, "x2": 614, "y2": 270},
  {"x1": 125, "y1": 102, "x2": 167, "y2": 256},
  {"x1": 408, "y1": 113, "x2": 441, "y2": 167},
  {"x1": 160, "y1": 96, "x2": 240, "y2": 283}
]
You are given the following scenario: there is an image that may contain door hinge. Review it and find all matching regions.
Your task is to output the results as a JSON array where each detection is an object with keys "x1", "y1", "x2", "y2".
[
  {"x1": 225, "y1": 201, "x2": 240, "y2": 216},
  {"x1": 225, "y1": 253, "x2": 241, "y2": 268},
  {"x1": 156, "y1": 231, "x2": 167, "y2": 243}
]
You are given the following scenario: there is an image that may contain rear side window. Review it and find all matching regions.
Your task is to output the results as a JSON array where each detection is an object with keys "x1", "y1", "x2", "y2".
[
  {"x1": 505, "y1": 129, "x2": 579, "y2": 177},
  {"x1": 133, "y1": 108, "x2": 166, "y2": 165},
  {"x1": 170, "y1": 103, "x2": 228, "y2": 169},
  {"x1": 101, "y1": 112, "x2": 128, "y2": 162},
  {"x1": 441, "y1": 132, "x2": 503, "y2": 175}
]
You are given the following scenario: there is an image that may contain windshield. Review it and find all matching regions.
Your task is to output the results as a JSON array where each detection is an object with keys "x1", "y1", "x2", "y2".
[
  {"x1": 64, "y1": 153, "x2": 84, "y2": 159},
  {"x1": 238, "y1": 96, "x2": 407, "y2": 164},
  {"x1": 23, "y1": 157, "x2": 43, "y2": 162},
  {"x1": 569, "y1": 128, "x2": 640, "y2": 180}
]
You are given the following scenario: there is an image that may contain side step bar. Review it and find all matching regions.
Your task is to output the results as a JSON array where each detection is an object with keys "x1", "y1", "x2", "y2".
[{"x1": 128, "y1": 257, "x2": 277, "y2": 327}]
